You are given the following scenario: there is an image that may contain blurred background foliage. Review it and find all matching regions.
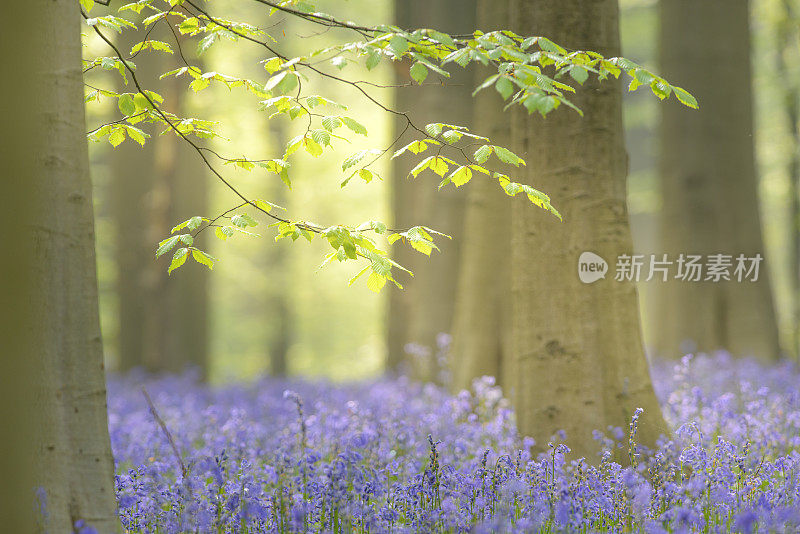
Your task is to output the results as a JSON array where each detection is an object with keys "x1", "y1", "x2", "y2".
[{"x1": 85, "y1": 0, "x2": 800, "y2": 382}]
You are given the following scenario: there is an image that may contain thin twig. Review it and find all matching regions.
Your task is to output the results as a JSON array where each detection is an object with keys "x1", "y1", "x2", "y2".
[{"x1": 142, "y1": 387, "x2": 187, "y2": 479}]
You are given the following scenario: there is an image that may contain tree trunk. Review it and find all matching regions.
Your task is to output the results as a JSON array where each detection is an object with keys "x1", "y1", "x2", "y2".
[
  {"x1": 1, "y1": 2, "x2": 40, "y2": 530},
  {"x1": 113, "y1": 35, "x2": 209, "y2": 376},
  {"x1": 509, "y1": 0, "x2": 667, "y2": 458},
  {"x1": 654, "y1": 0, "x2": 780, "y2": 361},
  {"x1": 387, "y1": 0, "x2": 476, "y2": 379},
  {"x1": 450, "y1": 0, "x2": 512, "y2": 391},
  {"x1": 266, "y1": 123, "x2": 292, "y2": 377},
  {"x1": 27, "y1": 1, "x2": 120, "y2": 530},
  {"x1": 775, "y1": 0, "x2": 800, "y2": 359}
]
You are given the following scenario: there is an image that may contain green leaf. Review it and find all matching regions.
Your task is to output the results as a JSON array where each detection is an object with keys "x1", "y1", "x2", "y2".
[
  {"x1": 108, "y1": 127, "x2": 126, "y2": 147},
  {"x1": 493, "y1": 145, "x2": 525, "y2": 167},
  {"x1": 474, "y1": 145, "x2": 493, "y2": 164},
  {"x1": 118, "y1": 93, "x2": 136, "y2": 115},
  {"x1": 215, "y1": 226, "x2": 235, "y2": 240},
  {"x1": 341, "y1": 116, "x2": 367, "y2": 136},
  {"x1": 231, "y1": 213, "x2": 258, "y2": 228},
  {"x1": 168, "y1": 248, "x2": 188, "y2": 274},
  {"x1": 191, "y1": 249, "x2": 215, "y2": 270},
  {"x1": 672, "y1": 86, "x2": 698, "y2": 109},
  {"x1": 366, "y1": 51, "x2": 381, "y2": 70},
  {"x1": 448, "y1": 165, "x2": 472, "y2": 187},
  {"x1": 495, "y1": 76, "x2": 514, "y2": 100},
  {"x1": 409, "y1": 62, "x2": 428, "y2": 84},
  {"x1": 156, "y1": 235, "x2": 180, "y2": 257},
  {"x1": 389, "y1": 35, "x2": 409, "y2": 56},
  {"x1": 80, "y1": 0, "x2": 94, "y2": 12},
  {"x1": 570, "y1": 65, "x2": 589, "y2": 84},
  {"x1": 429, "y1": 157, "x2": 449, "y2": 177},
  {"x1": 367, "y1": 271, "x2": 387, "y2": 292},
  {"x1": 186, "y1": 216, "x2": 203, "y2": 231}
]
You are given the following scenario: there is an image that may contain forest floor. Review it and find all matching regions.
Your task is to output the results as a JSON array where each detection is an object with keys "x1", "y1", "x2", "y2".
[{"x1": 104, "y1": 354, "x2": 800, "y2": 533}]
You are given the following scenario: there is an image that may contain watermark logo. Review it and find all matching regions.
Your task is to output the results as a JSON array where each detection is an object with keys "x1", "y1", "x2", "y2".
[
  {"x1": 578, "y1": 252, "x2": 764, "y2": 283},
  {"x1": 578, "y1": 251, "x2": 608, "y2": 284}
]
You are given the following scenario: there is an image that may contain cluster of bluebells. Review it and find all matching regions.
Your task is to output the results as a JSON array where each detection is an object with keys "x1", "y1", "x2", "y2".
[{"x1": 105, "y1": 353, "x2": 800, "y2": 533}]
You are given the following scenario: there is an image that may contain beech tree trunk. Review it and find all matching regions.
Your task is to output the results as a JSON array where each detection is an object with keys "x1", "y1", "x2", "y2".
[
  {"x1": 1, "y1": 2, "x2": 39, "y2": 530},
  {"x1": 653, "y1": 0, "x2": 780, "y2": 361},
  {"x1": 509, "y1": 0, "x2": 667, "y2": 458},
  {"x1": 387, "y1": 0, "x2": 475, "y2": 379},
  {"x1": 20, "y1": 1, "x2": 121, "y2": 530},
  {"x1": 450, "y1": 0, "x2": 512, "y2": 391}
]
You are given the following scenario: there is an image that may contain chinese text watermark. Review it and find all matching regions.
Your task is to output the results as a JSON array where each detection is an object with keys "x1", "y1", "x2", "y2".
[{"x1": 578, "y1": 253, "x2": 763, "y2": 284}]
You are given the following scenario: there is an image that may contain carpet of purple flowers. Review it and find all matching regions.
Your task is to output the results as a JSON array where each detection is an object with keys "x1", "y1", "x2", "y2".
[{"x1": 106, "y1": 353, "x2": 800, "y2": 533}]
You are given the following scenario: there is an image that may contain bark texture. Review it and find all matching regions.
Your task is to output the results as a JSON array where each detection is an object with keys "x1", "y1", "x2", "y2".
[
  {"x1": 29, "y1": 1, "x2": 120, "y2": 530},
  {"x1": 450, "y1": 0, "x2": 512, "y2": 391},
  {"x1": 387, "y1": 0, "x2": 475, "y2": 379},
  {"x1": 509, "y1": 0, "x2": 667, "y2": 458},
  {"x1": 654, "y1": 0, "x2": 780, "y2": 361}
]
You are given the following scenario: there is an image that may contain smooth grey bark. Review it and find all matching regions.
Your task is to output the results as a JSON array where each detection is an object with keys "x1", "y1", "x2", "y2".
[
  {"x1": 1, "y1": 2, "x2": 39, "y2": 530},
  {"x1": 387, "y1": 0, "x2": 475, "y2": 379},
  {"x1": 509, "y1": 0, "x2": 667, "y2": 458},
  {"x1": 654, "y1": 0, "x2": 780, "y2": 361},
  {"x1": 25, "y1": 1, "x2": 121, "y2": 530},
  {"x1": 450, "y1": 0, "x2": 512, "y2": 391}
]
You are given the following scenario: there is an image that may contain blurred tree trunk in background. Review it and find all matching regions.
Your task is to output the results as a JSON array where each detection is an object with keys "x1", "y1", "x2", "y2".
[
  {"x1": 775, "y1": 0, "x2": 800, "y2": 359},
  {"x1": 1, "y1": 2, "x2": 41, "y2": 530},
  {"x1": 113, "y1": 33, "x2": 209, "y2": 376},
  {"x1": 450, "y1": 0, "x2": 512, "y2": 391},
  {"x1": 266, "y1": 122, "x2": 292, "y2": 377},
  {"x1": 654, "y1": 1, "x2": 780, "y2": 361},
  {"x1": 387, "y1": 0, "x2": 476, "y2": 379},
  {"x1": 509, "y1": 0, "x2": 667, "y2": 458},
  {"x1": 7, "y1": 1, "x2": 121, "y2": 530}
]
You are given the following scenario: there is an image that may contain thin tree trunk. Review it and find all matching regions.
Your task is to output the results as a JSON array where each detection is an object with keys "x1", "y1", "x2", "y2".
[
  {"x1": 387, "y1": 0, "x2": 475, "y2": 380},
  {"x1": 163, "y1": 75, "x2": 210, "y2": 376},
  {"x1": 1, "y1": 2, "x2": 40, "y2": 529},
  {"x1": 451, "y1": 0, "x2": 512, "y2": 391},
  {"x1": 509, "y1": 0, "x2": 668, "y2": 458},
  {"x1": 654, "y1": 0, "x2": 780, "y2": 361},
  {"x1": 267, "y1": 123, "x2": 292, "y2": 377},
  {"x1": 28, "y1": 1, "x2": 120, "y2": 530}
]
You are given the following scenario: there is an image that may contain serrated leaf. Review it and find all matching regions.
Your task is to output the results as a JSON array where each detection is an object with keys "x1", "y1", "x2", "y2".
[
  {"x1": 367, "y1": 271, "x2": 386, "y2": 292},
  {"x1": 341, "y1": 116, "x2": 367, "y2": 136},
  {"x1": 495, "y1": 76, "x2": 514, "y2": 99},
  {"x1": 569, "y1": 65, "x2": 589, "y2": 84},
  {"x1": 672, "y1": 86, "x2": 698, "y2": 109},
  {"x1": 108, "y1": 127, "x2": 126, "y2": 147},
  {"x1": 118, "y1": 93, "x2": 136, "y2": 115},
  {"x1": 493, "y1": 146, "x2": 525, "y2": 167},
  {"x1": 474, "y1": 145, "x2": 493, "y2": 164},
  {"x1": 366, "y1": 51, "x2": 381, "y2": 70},
  {"x1": 389, "y1": 35, "x2": 408, "y2": 56},
  {"x1": 191, "y1": 249, "x2": 214, "y2": 270},
  {"x1": 168, "y1": 247, "x2": 188, "y2": 274},
  {"x1": 156, "y1": 235, "x2": 180, "y2": 257},
  {"x1": 409, "y1": 62, "x2": 428, "y2": 84},
  {"x1": 449, "y1": 166, "x2": 472, "y2": 187}
]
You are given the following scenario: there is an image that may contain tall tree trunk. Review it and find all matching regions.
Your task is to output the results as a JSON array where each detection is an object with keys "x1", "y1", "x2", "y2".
[
  {"x1": 450, "y1": 0, "x2": 512, "y2": 391},
  {"x1": 654, "y1": 0, "x2": 780, "y2": 361},
  {"x1": 1, "y1": 2, "x2": 40, "y2": 530},
  {"x1": 387, "y1": 0, "x2": 476, "y2": 379},
  {"x1": 509, "y1": 0, "x2": 667, "y2": 458},
  {"x1": 24, "y1": 1, "x2": 120, "y2": 530},
  {"x1": 161, "y1": 75, "x2": 210, "y2": 376},
  {"x1": 266, "y1": 123, "x2": 292, "y2": 377},
  {"x1": 113, "y1": 35, "x2": 209, "y2": 375},
  {"x1": 776, "y1": 0, "x2": 800, "y2": 359}
]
